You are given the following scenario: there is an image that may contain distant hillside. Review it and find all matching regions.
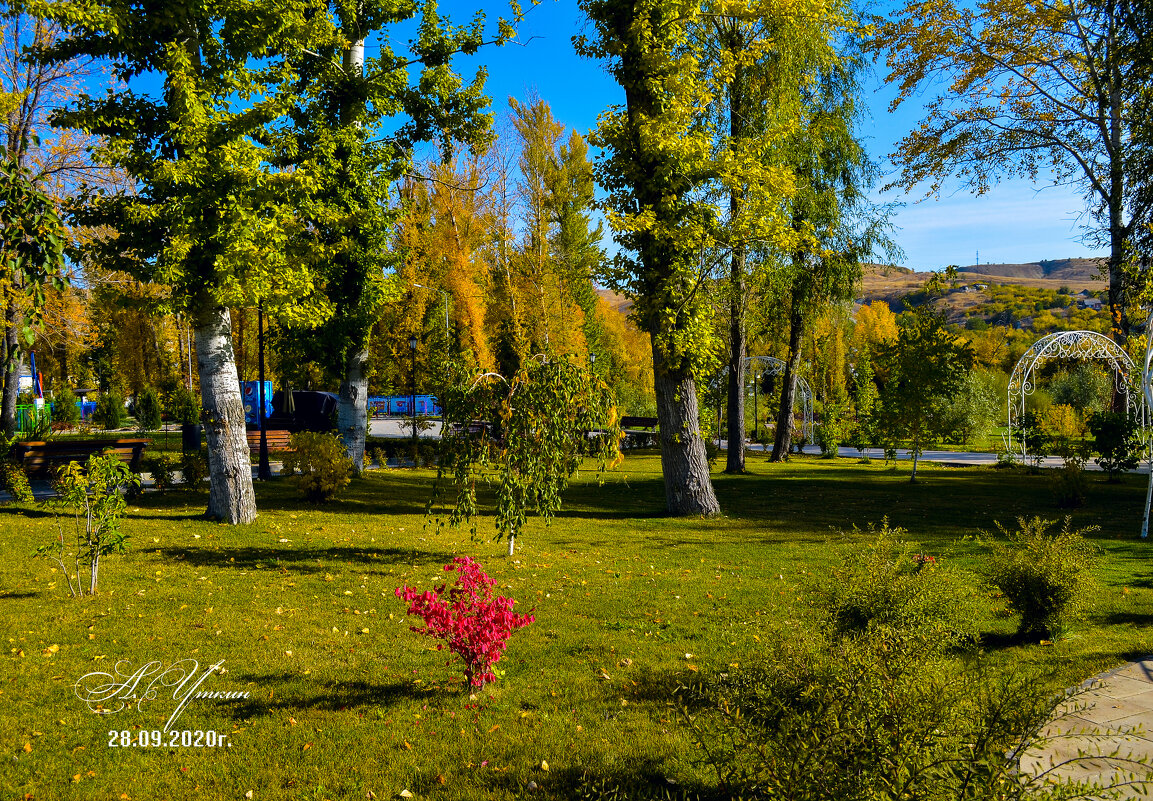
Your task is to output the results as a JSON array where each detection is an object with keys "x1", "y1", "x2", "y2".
[{"x1": 956, "y1": 257, "x2": 1104, "y2": 282}]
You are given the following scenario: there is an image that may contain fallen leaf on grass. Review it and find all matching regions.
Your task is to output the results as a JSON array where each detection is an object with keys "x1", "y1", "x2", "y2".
[
  {"x1": 245, "y1": 792, "x2": 254, "y2": 799},
  {"x1": 487, "y1": 725, "x2": 500, "y2": 733},
  {"x1": 22, "y1": 743, "x2": 31, "y2": 753},
  {"x1": 399, "y1": 791, "x2": 413, "y2": 799},
  {"x1": 302, "y1": 742, "x2": 312, "y2": 752},
  {"x1": 541, "y1": 760, "x2": 549, "y2": 772}
]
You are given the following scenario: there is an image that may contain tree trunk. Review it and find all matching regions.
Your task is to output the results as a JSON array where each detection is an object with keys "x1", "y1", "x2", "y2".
[
  {"x1": 338, "y1": 345, "x2": 369, "y2": 472},
  {"x1": 335, "y1": 35, "x2": 371, "y2": 472},
  {"x1": 772, "y1": 294, "x2": 805, "y2": 461},
  {"x1": 653, "y1": 341, "x2": 720, "y2": 516},
  {"x1": 1, "y1": 294, "x2": 19, "y2": 436},
  {"x1": 194, "y1": 299, "x2": 256, "y2": 524},
  {"x1": 725, "y1": 247, "x2": 747, "y2": 473}
]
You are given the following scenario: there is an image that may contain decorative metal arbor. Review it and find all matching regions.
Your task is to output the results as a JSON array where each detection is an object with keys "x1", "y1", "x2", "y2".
[
  {"x1": 1007, "y1": 330, "x2": 1144, "y2": 462},
  {"x1": 742, "y1": 356, "x2": 815, "y2": 443}
]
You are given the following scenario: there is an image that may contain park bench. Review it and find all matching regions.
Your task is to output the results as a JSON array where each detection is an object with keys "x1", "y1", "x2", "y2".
[
  {"x1": 13, "y1": 438, "x2": 150, "y2": 478},
  {"x1": 246, "y1": 429, "x2": 294, "y2": 454},
  {"x1": 620, "y1": 416, "x2": 659, "y2": 448}
]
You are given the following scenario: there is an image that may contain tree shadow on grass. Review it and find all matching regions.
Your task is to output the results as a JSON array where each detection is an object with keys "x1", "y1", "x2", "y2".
[
  {"x1": 155, "y1": 544, "x2": 457, "y2": 573},
  {"x1": 478, "y1": 755, "x2": 719, "y2": 801},
  {"x1": 228, "y1": 675, "x2": 433, "y2": 721},
  {"x1": 0, "y1": 506, "x2": 55, "y2": 520}
]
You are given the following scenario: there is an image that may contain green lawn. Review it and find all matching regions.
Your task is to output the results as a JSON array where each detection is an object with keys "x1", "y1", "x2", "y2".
[{"x1": 3, "y1": 453, "x2": 1152, "y2": 800}]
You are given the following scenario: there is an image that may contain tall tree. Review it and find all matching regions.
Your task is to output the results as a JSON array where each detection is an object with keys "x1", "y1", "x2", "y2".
[
  {"x1": 576, "y1": 0, "x2": 843, "y2": 513},
  {"x1": 1, "y1": 7, "x2": 94, "y2": 433},
  {"x1": 41, "y1": 0, "x2": 333, "y2": 523},
  {"x1": 876, "y1": 0, "x2": 1151, "y2": 344},
  {"x1": 275, "y1": 0, "x2": 501, "y2": 472},
  {"x1": 693, "y1": 0, "x2": 842, "y2": 474},
  {"x1": 874, "y1": 308, "x2": 974, "y2": 481},
  {"x1": 576, "y1": 0, "x2": 723, "y2": 515},
  {"x1": 770, "y1": 42, "x2": 887, "y2": 461}
]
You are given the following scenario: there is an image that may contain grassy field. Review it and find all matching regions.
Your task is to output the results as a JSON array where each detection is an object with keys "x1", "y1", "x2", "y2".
[{"x1": 3, "y1": 453, "x2": 1152, "y2": 800}]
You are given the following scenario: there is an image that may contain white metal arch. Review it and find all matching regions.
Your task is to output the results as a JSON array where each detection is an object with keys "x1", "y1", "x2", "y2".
[
  {"x1": 1007, "y1": 330, "x2": 1143, "y2": 461},
  {"x1": 742, "y1": 356, "x2": 815, "y2": 443}
]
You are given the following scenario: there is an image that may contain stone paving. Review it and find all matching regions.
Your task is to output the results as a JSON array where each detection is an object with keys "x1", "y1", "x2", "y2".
[{"x1": 1021, "y1": 657, "x2": 1153, "y2": 797}]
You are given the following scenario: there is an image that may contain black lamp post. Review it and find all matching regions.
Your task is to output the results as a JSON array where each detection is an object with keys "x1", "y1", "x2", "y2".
[
  {"x1": 408, "y1": 334, "x2": 418, "y2": 450},
  {"x1": 257, "y1": 303, "x2": 271, "y2": 480},
  {"x1": 589, "y1": 352, "x2": 596, "y2": 370}
]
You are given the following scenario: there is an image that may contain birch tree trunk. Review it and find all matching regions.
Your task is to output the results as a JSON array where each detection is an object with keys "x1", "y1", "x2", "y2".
[
  {"x1": 334, "y1": 34, "x2": 371, "y2": 471},
  {"x1": 194, "y1": 299, "x2": 256, "y2": 523},
  {"x1": 653, "y1": 342, "x2": 720, "y2": 516},
  {"x1": 338, "y1": 346, "x2": 369, "y2": 473}
]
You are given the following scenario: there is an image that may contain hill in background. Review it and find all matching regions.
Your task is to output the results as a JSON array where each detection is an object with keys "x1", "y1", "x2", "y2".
[{"x1": 956, "y1": 257, "x2": 1104, "y2": 282}]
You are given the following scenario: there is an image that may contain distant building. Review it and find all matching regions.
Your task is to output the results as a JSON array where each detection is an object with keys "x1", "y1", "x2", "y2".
[{"x1": 1079, "y1": 297, "x2": 1103, "y2": 310}]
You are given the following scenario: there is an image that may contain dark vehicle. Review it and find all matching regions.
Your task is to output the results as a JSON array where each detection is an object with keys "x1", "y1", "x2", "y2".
[{"x1": 261, "y1": 390, "x2": 338, "y2": 432}]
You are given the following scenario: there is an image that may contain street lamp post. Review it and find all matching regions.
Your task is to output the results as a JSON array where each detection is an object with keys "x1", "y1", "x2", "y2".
[
  {"x1": 257, "y1": 303, "x2": 271, "y2": 480},
  {"x1": 408, "y1": 334, "x2": 419, "y2": 452}
]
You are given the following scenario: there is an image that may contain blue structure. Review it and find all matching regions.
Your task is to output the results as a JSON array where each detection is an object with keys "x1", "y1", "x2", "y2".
[
  {"x1": 368, "y1": 395, "x2": 441, "y2": 418},
  {"x1": 241, "y1": 381, "x2": 274, "y2": 426}
]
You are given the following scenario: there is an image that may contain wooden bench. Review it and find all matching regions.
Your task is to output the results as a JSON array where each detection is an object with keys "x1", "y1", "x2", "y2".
[
  {"x1": 620, "y1": 416, "x2": 658, "y2": 448},
  {"x1": 247, "y1": 429, "x2": 294, "y2": 454},
  {"x1": 14, "y1": 439, "x2": 150, "y2": 477}
]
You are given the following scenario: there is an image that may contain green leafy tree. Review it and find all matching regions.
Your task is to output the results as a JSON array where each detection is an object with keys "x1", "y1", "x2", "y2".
[
  {"x1": 769, "y1": 45, "x2": 894, "y2": 461},
  {"x1": 874, "y1": 310, "x2": 974, "y2": 481},
  {"x1": 38, "y1": 0, "x2": 343, "y2": 523},
  {"x1": 0, "y1": 154, "x2": 67, "y2": 435},
  {"x1": 133, "y1": 385, "x2": 162, "y2": 431},
  {"x1": 576, "y1": 0, "x2": 845, "y2": 512},
  {"x1": 1088, "y1": 410, "x2": 1141, "y2": 481},
  {"x1": 36, "y1": 452, "x2": 139, "y2": 596},
  {"x1": 273, "y1": 0, "x2": 503, "y2": 473},
  {"x1": 433, "y1": 358, "x2": 621, "y2": 555},
  {"x1": 875, "y1": 0, "x2": 1152, "y2": 343},
  {"x1": 51, "y1": 382, "x2": 79, "y2": 425},
  {"x1": 945, "y1": 368, "x2": 1001, "y2": 446}
]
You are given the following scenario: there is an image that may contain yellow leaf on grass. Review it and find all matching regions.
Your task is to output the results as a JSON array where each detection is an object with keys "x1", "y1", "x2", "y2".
[{"x1": 22, "y1": 742, "x2": 31, "y2": 753}]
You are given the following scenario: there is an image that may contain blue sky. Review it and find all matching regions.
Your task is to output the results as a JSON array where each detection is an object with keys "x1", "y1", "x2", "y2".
[{"x1": 428, "y1": 0, "x2": 1108, "y2": 272}]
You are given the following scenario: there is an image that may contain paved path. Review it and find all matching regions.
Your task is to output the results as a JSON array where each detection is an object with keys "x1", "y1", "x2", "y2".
[{"x1": 1022, "y1": 658, "x2": 1153, "y2": 797}]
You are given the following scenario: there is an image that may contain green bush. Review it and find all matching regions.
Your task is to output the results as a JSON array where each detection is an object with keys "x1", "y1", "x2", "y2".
[
  {"x1": 0, "y1": 460, "x2": 33, "y2": 503},
  {"x1": 984, "y1": 516, "x2": 1099, "y2": 640},
  {"x1": 180, "y1": 452, "x2": 209, "y2": 489},
  {"x1": 1050, "y1": 456, "x2": 1089, "y2": 508},
  {"x1": 281, "y1": 432, "x2": 353, "y2": 503},
  {"x1": 167, "y1": 385, "x2": 201, "y2": 425},
  {"x1": 92, "y1": 391, "x2": 127, "y2": 430},
  {"x1": 52, "y1": 385, "x2": 81, "y2": 427},
  {"x1": 677, "y1": 627, "x2": 1072, "y2": 801},
  {"x1": 134, "y1": 386, "x2": 163, "y2": 431},
  {"x1": 812, "y1": 520, "x2": 982, "y2": 650},
  {"x1": 142, "y1": 454, "x2": 179, "y2": 493},
  {"x1": 1088, "y1": 410, "x2": 1140, "y2": 482}
]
